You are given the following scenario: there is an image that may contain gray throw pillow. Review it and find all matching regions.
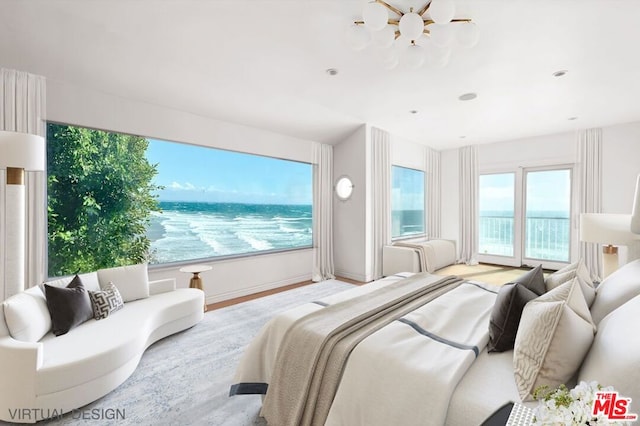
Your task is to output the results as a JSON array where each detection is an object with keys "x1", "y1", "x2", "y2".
[
  {"x1": 487, "y1": 265, "x2": 545, "y2": 352},
  {"x1": 44, "y1": 275, "x2": 94, "y2": 336}
]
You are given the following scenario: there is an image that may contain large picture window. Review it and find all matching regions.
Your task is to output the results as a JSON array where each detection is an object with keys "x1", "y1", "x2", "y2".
[
  {"x1": 391, "y1": 165, "x2": 425, "y2": 239},
  {"x1": 46, "y1": 123, "x2": 312, "y2": 277}
]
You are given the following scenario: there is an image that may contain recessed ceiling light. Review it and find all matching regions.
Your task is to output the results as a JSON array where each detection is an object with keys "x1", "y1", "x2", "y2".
[
  {"x1": 458, "y1": 92, "x2": 477, "y2": 101},
  {"x1": 460, "y1": 136, "x2": 467, "y2": 139},
  {"x1": 325, "y1": 68, "x2": 339, "y2": 76},
  {"x1": 568, "y1": 116, "x2": 578, "y2": 121},
  {"x1": 409, "y1": 110, "x2": 418, "y2": 114},
  {"x1": 553, "y1": 70, "x2": 568, "y2": 77}
]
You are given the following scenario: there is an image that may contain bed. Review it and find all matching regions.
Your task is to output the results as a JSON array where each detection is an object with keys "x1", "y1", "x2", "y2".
[{"x1": 230, "y1": 259, "x2": 640, "y2": 425}]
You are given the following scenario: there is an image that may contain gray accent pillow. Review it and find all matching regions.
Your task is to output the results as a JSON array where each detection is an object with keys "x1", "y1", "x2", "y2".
[
  {"x1": 44, "y1": 275, "x2": 94, "y2": 336},
  {"x1": 487, "y1": 265, "x2": 545, "y2": 352},
  {"x1": 89, "y1": 282, "x2": 124, "y2": 320}
]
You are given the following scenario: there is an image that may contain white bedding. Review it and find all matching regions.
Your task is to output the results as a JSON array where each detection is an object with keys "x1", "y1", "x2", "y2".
[{"x1": 230, "y1": 274, "x2": 501, "y2": 425}]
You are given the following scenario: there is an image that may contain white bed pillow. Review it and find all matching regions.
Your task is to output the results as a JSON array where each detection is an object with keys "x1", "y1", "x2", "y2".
[
  {"x1": 590, "y1": 259, "x2": 640, "y2": 324},
  {"x1": 579, "y1": 294, "x2": 640, "y2": 416},
  {"x1": 514, "y1": 278, "x2": 595, "y2": 401},
  {"x1": 2, "y1": 287, "x2": 51, "y2": 342},
  {"x1": 545, "y1": 259, "x2": 595, "y2": 307},
  {"x1": 97, "y1": 264, "x2": 149, "y2": 302}
]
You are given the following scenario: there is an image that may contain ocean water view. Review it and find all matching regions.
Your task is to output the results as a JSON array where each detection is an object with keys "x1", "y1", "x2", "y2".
[{"x1": 147, "y1": 201, "x2": 312, "y2": 264}]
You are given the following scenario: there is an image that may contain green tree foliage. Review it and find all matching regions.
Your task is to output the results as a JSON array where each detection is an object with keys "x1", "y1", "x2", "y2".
[{"x1": 47, "y1": 123, "x2": 161, "y2": 277}]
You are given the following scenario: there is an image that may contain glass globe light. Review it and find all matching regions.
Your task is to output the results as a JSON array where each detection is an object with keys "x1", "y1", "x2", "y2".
[
  {"x1": 429, "y1": 0, "x2": 455, "y2": 24},
  {"x1": 456, "y1": 22, "x2": 480, "y2": 48},
  {"x1": 373, "y1": 25, "x2": 396, "y2": 48},
  {"x1": 403, "y1": 42, "x2": 425, "y2": 70},
  {"x1": 345, "y1": 24, "x2": 372, "y2": 51},
  {"x1": 428, "y1": 23, "x2": 455, "y2": 47},
  {"x1": 363, "y1": 1, "x2": 389, "y2": 32},
  {"x1": 399, "y1": 12, "x2": 425, "y2": 41}
]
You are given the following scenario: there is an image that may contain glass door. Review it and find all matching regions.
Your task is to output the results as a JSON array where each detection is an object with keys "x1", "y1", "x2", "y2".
[
  {"x1": 478, "y1": 173, "x2": 521, "y2": 266},
  {"x1": 522, "y1": 168, "x2": 572, "y2": 269},
  {"x1": 477, "y1": 167, "x2": 573, "y2": 269}
]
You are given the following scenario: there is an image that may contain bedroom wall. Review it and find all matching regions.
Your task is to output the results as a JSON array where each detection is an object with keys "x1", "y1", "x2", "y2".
[
  {"x1": 439, "y1": 121, "x2": 640, "y2": 265},
  {"x1": 46, "y1": 79, "x2": 316, "y2": 304},
  {"x1": 333, "y1": 125, "x2": 369, "y2": 282}
]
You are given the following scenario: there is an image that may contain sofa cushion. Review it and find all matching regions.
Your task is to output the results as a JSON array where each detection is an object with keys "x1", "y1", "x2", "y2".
[
  {"x1": 97, "y1": 264, "x2": 149, "y2": 302},
  {"x1": 513, "y1": 278, "x2": 595, "y2": 401},
  {"x1": 41, "y1": 271, "x2": 101, "y2": 293},
  {"x1": 44, "y1": 275, "x2": 94, "y2": 336},
  {"x1": 89, "y1": 282, "x2": 124, "y2": 320},
  {"x1": 2, "y1": 287, "x2": 51, "y2": 342},
  {"x1": 590, "y1": 259, "x2": 640, "y2": 324},
  {"x1": 545, "y1": 259, "x2": 595, "y2": 307},
  {"x1": 487, "y1": 265, "x2": 545, "y2": 353},
  {"x1": 579, "y1": 294, "x2": 640, "y2": 417}
]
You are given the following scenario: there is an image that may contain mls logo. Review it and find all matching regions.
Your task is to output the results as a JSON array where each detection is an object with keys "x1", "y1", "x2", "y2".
[{"x1": 592, "y1": 391, "x2": 638, "y2": 421}]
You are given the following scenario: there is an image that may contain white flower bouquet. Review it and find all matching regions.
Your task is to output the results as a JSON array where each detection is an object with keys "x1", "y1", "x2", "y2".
[{"x1": 532, "y1": 381, "x2": 633, "y2": 425}]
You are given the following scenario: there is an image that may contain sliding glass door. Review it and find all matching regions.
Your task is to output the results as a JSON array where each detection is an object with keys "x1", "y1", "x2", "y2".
[
  {"x1": 478, "y1": 166, "x2": 573, "y2": 269},
  {"x1": 479, "y1": 173, "x2": 521, "y2": 266},
  {"x1": 523, "y1": 169, "x2": 572, "y2": 267}
]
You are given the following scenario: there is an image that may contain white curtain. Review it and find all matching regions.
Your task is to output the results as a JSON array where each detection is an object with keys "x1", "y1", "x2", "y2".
[
  {"x1": 0, "y1": 68, "x2": 47, "y2": 290},
  {"x1": 425, "y1": 146, "x2": 441, "y2": 239},
  {"x1": 312, "y1": 142, "x2": 335, "y2": 282},
  {"x1": 578, "y1": 128, "x2": 603, "y2": 281},
  {"x1": 458, "y1": 145, "x2": 478, "y2": 265},
  {"x1": 371, "y1": 127, "x2": 391, "y2": 280}
]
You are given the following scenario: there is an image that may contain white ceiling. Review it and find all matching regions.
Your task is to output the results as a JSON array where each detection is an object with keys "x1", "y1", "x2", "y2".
[{"x1": 2, "y1": 0, "x2": 640, "y2": 149}]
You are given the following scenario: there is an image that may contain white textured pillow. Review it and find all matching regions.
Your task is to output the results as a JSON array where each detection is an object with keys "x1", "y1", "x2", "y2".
[
  {"x1": 579, "y1": 294, "x2": 640, "y2": 416},
  {"x1": 97, "y1": 264, "x2": 149, "y2": 302},
  {"x1": 590, "y1": 259, "x2": 640, "y2": 324},
  {"x1": 514, "y1": 278, "x2": 595, "y2": 401},
  {"x1": 2, "y1": 287, "x2": 51, "y2": 342},
  {"x1": 545, "y1": 259, "x2": 595, "y2": 307}
]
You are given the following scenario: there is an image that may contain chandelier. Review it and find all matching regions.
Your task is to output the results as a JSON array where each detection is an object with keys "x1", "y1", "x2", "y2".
[{"x1": 346, "y1": 0, "x2": 479, "y2": 69}]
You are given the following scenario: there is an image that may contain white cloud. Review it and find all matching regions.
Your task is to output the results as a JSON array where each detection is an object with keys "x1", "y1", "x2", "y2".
[{"x1": 169, "y1": 181, "x2": 198, "y2": 191}]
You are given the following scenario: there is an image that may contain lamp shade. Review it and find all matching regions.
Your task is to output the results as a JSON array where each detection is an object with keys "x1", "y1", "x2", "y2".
[
  {"x1": 0, "y1": 130, "x2": 45, "y2": 171},
  {"x1": 580, "y1": 213, "x2": 639, "y2": 245}
]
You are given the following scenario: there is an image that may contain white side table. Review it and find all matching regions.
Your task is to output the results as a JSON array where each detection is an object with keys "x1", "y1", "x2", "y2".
[{"x1": 179, "y1": 264, "x2": 212, "y2": 312}]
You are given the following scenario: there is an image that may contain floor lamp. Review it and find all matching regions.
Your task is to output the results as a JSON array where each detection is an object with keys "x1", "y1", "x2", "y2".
[
  {"x1": 579, "y1": 213, "x2": 638, "y2": 279},
  {"x1": 0, "y1": 130, "x2": 45, "y2": 301}
]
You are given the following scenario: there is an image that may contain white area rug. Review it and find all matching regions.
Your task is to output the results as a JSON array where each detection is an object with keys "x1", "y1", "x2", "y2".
[{"x1": 38, "y1": 279, "x2": 354, "y2": 426}]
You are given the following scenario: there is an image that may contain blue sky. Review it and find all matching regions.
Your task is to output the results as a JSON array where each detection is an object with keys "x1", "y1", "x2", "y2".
[
  {"x1": 479, "y1": 170, "x2": 571, "y2": 214},
  {"x1": 146, "y1": 139, "x2": 312, "y2": 205}
]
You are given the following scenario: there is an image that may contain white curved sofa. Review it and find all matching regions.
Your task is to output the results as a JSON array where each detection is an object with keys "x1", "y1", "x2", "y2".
[{"x1": 0, "y1": 265, "x2": 204, "y2": 423}]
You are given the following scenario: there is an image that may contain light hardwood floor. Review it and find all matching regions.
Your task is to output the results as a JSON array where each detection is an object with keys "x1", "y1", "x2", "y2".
[{"x1": 206, "y1": 263, "x2": 538, "y2": 312}]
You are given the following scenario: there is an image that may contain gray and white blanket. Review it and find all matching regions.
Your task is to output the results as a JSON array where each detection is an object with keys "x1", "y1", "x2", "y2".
[{"x1": 230, "y1": 273, "x2": 498, "y2": 426}]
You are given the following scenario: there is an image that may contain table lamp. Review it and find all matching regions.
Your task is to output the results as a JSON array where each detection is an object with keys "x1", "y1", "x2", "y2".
[
  {"x1": 580, "y1": 213, "x2": 639, "y2": 278},
  {"x1": 0, "y1": 130, "x2": 46, "y2": 300}
]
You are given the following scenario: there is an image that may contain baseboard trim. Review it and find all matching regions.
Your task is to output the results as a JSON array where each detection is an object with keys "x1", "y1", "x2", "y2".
[
  {"x1": 205, "y1": 273, "x2": 312, "y2": 305},
  {"x1": 334, "y1": 269, "x2": 368, "y2": 283}
]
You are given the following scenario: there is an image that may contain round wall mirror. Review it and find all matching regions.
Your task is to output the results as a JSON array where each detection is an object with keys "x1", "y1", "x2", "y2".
[{"x1": 335, "y1": 176, "x2": 354, "y2": 201}]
